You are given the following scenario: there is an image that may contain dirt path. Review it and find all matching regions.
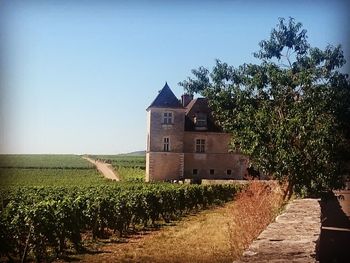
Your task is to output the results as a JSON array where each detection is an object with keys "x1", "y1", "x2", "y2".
[
  {"x1": 58, "y1": 181, "x2": 284, "y2": 263},
  {"x1": 74, "y1": 202, "x2": 237, "y2": 263},
  {"x1": 82, "y1": 156, "x2": 119, "y2": 181}
]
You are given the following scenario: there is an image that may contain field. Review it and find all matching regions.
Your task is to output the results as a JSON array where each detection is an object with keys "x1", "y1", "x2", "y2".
[
  {"x1": 88, "y1": 154, "x2": 145, "y2": 182},
  {"x1": 89, "y1": 154, "x2": 145, "y2": 169},
  {"x1": 0, "y1": 154, "x2": 241, "y2": 262},
  {"x1": 0, "y1": 154, "x2": 94, "y2": 169},
  {"x1": 0, "y1": 154, "x2": 107, "y2": 187},
  {"x1": 78, "y1": 181, "x2": 285, "y2": 263},
  {"x1": 0, "y1": 168, "x2": 108, "y2": 187}
]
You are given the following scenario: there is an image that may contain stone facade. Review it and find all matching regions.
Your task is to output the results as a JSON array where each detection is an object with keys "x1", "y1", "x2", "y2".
[
  {"x1": 146, "y1": 83, "x2": 248, "y2": 182},
  {"x1": 183, "y1": 132, "x2": 247, "y2": 179}
]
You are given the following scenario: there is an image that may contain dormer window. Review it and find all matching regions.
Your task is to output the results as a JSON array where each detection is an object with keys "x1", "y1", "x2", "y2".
[
  {"x1": 194, "y1": 113, "x2": 207, "y2": 130},
  {"x1": 163, "y1": 112, "x2": 173, "y2": 124}
]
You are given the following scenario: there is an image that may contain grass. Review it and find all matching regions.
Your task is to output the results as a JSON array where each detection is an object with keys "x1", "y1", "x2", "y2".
[
  {"x1": 73, "y1": 181, "x2": 287, "y2": 263},
  {"x1": 228, "y1": 181, "x2": 287, "y2": 257},
  {"x1": 79, "y1": 205, "x2": 236, "y2": 263}
]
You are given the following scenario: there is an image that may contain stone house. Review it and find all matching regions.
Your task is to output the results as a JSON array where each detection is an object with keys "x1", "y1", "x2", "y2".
[{"x1": 146, "y1": 83, "x2": 248, "y2": 182}]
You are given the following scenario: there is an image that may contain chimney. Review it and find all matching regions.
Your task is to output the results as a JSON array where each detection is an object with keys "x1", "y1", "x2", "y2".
[{"x1": 181, "y1": 94, "x2": 193, "y2": 107}]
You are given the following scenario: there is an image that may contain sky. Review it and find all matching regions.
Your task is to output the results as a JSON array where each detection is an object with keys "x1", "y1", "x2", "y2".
[{"x1": 0, "y1": 0, "x2": 349, "y2": 154}]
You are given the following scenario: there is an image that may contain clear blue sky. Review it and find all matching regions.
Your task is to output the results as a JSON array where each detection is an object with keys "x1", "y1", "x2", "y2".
[{"x1": 0, "y1": 0, "x2": 349, "y2": 154}]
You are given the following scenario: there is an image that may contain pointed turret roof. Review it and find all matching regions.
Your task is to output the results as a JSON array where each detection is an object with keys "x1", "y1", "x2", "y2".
[{"x1": 147, "y1": 82, "x2": 183, "y2": 109}]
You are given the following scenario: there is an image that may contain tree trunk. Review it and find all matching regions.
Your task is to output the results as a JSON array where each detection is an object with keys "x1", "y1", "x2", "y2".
[{"x1": 283, "y1": 180, "x2": 294, "y2": 201}]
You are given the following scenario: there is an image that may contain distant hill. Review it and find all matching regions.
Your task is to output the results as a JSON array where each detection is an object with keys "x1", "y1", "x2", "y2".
[{"x1": 125, "y1": 151, "x2": 146, "y2": 156}]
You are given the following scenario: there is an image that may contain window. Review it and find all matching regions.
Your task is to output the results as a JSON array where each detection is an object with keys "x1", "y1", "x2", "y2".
[
  {"x1": 163, "y1": 112, "x2": 173, "y2": 124},
  {"x1": 227, "y1": 169, "x2": 232, "y2": 175},
  {"x1": 193, "y1": 169, "x2": 198, "y2": 175},
  {"x1": 194, "y1": 113, "x2": 207, "y2": 130},
  {"x1": 195, "y1": 139, "x2": 205, "y2": 153},
  {"x1": 163, "y1": 137, "x2": 170, "y2": 152},
  {"x1": 210, "y1": 169, "x2": 215, "y2": 175},
  {"x1": 194, "y1": 113, "x2": 207, "y2": 127}
]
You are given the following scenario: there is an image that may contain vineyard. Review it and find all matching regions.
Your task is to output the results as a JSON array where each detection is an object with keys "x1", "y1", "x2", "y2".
[
  {"x1": 88, "y1": 154, "x2": 146, "y2": 182},
  {"x1": 0, "y1": 154, "x2": 108, "y2": 187},
  {"x1": 0, "y1": 154, "x2": 94, "y2": 169},
  {"x1": 0, "y1": 155, "x2": 241, "y2": 262},
  {"x1": 89, "y1": 154, "x2": 146, "y2": 169},
  {"x1": 0, "y1": 168, "x2": 109, "y2": 187},
  {"x1": 0, "y1": 184, "x2": 239, "y2": 262}
]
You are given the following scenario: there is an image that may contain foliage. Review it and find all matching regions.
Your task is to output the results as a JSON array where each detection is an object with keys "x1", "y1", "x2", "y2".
[
  {"x1": 117, "y1": 167, "x2": 145, "y2": 182},
  {"x1": 0, "y1": 183, "x2": 240, "y2": 261},
  {"x1": 180, "y1": 17, "x2": 350, "y2": 195}
]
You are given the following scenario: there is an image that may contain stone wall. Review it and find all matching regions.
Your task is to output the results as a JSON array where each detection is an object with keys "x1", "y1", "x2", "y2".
[
  {"x1": 146, "y1": 152, "x2": 184, "y2": 182},
  {"x1": 146, "y1": 107, "x2": 186, "y2": 181},
  {"x1": 236, "y1": 199, "x2": 321, "y2": 262},
  {"x1": 146, "y1": 108, "x2": 248, "y2": 181},
  {"x1": 184, "y1": 153, "x2": 247, "y2": 179},
  {"x1": 148, "y1": 108, "x2": 185, "y2": 153},
  {"x1": 183, "y1": 132, "x2": 232, "y2": 153},
  {"x1": 183, "y1": 132, "x2": 247, "y2": 179}
]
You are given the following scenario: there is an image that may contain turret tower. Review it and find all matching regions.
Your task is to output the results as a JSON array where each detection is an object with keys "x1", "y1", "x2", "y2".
[{"x1": 146, "y1": 83, "x2": 186, "y2": 181}]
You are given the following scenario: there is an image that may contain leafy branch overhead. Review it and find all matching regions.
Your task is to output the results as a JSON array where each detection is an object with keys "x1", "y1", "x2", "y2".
[{"x1": 179, "y1": 17, "x2": 350, "y2": 195}]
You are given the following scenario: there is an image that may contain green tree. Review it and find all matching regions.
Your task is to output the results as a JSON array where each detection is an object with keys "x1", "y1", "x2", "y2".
[{"x1": 180, "y1": 17, "x2": 350, "y2": 196}]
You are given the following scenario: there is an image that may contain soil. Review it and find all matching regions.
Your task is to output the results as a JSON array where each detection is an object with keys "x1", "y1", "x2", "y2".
[
  {"x1": 82, "y1": 156, "x2": 119, "y2": 181},
  {"x1": 53, "y1": 181, "x2": 284, "y2": 263},
  {"x1": 56, "y1": 203, "x2": 237, "y2": 263}
]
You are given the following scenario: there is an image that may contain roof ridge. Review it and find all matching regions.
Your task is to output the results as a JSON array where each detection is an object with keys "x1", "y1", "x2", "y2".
[{"x1": 147, "y1": 83, "x2": 183, "y2": 109}]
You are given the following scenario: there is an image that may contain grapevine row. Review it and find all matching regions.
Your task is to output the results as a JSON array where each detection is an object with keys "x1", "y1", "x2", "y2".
[{"x1": 0, "y1": 183, "x2": 240, "y2": 262}]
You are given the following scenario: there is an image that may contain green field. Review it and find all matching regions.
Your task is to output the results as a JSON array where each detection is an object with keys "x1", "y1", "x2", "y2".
[
  {"x1": 0, "y1": 154, "x2": 145, "y2": 186},
  {"x1": 90, "y1": 154, "x2": 145, "y2": 169},
  {"x1": 0, "y1": 154, "x2": 107, "y2": 187},
  {"x1": 0, "y1": 154, "x2": 93, "y2": 169},
  {"x1": 88, "y1": 154, "x2": 146, "y2": 182},
  {"x1": 116, "y1": 166, "x2": 144, "y2": 182},
  {"x1": 0, "y1": 168, "x2": 110, "y2": 187},
  {"x1": 0, "y1": 154, "x2": 240, "y2": 262}
]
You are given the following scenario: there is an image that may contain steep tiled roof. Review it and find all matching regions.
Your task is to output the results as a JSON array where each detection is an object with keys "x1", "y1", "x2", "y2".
[{"x1": 147, "y1": 83, "x2": 183, "y2": 109}]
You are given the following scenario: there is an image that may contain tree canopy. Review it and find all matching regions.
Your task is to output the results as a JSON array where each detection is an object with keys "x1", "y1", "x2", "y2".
[{"x1": 179, "y1": 17, "x2": 350, "y2": 195}]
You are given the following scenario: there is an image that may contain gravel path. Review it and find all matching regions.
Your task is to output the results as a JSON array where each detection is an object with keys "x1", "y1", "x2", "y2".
[{"x1": 83, "y1": 156, "x2": 119, "y2": 181}]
